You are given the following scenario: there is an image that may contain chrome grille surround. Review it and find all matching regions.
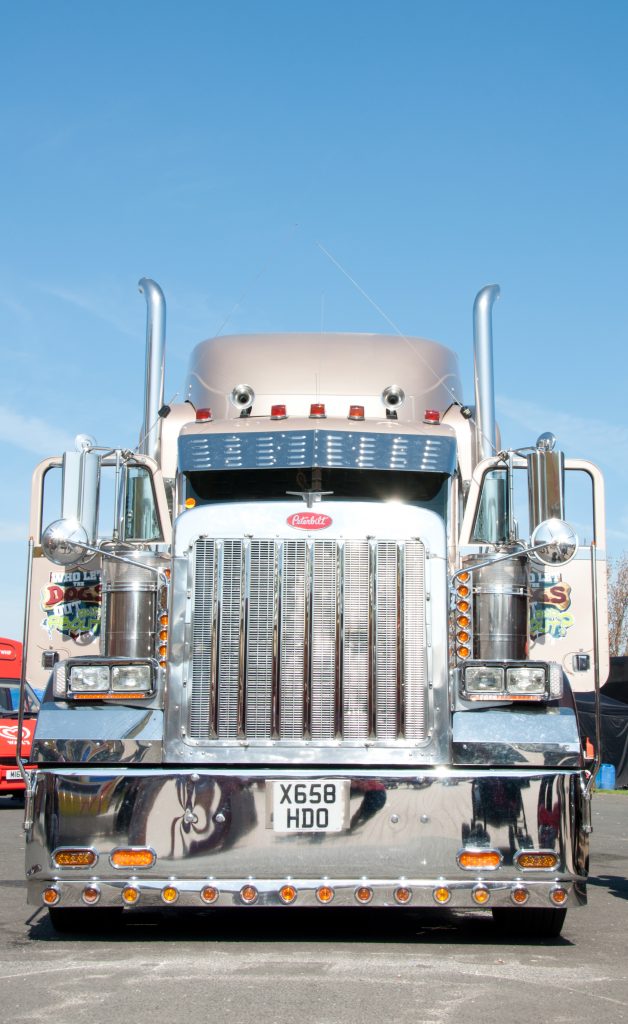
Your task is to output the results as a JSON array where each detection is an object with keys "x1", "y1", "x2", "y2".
[
  {"x1": 187, "y1": 540, "x2": 429, "y2": 745},
  {"x1": 172, "y1": 501, "x2": 449, "y2": 765}
]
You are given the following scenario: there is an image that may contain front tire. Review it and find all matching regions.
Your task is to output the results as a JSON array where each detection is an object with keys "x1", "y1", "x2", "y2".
[{"x1": 491, "y1": 907, "x2": 567, "y2": 939}]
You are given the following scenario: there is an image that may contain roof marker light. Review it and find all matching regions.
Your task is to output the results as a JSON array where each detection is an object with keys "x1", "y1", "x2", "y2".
[
  {"x1": 424, "y1": 409, "x2": 440, "y2": 423},
  {"x1": 271, "y1": 404, "x2": 287, "y2": 419},
  {"x1": 310, "y1": 403, "x2": 326, "y2": 418},
  {"x1": 195, "y1": 408, "x2": 212, "y2": 422},
  {"x1": 348, "y1": 405, "x2": 365, "y2": 420}
]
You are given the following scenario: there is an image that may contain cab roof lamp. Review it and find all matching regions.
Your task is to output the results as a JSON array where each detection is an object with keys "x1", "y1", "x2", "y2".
[
  {"x1": 310, "y1": 403, "x2": 326, "y2": 418},
  {"x1": 195, "y1": 407, "x2": 212, "y2": 422},
  {"x1": 424, "y1": 409, "x2": 440, "y2": 423},
  {"x1": 271, "y1": 404, "x2": 287, "y2": 419}
]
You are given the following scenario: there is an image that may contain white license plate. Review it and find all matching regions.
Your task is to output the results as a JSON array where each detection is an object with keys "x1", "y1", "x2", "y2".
[
  {"x1": 5, "y1": 769, "x2": 22, "y2": 781},
  {"x1": 269, "y1": 779, "x2": 350, "y2": 833}
]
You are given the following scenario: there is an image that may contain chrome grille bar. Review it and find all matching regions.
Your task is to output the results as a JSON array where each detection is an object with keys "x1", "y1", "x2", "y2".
[
  {"x1": 216, "y1": 540, "x2": 244, "y2": 738},
  {"x1": 189, "y1": 539, "x2": 216, "y2": 740},
  {"x1": 375, "y1": 541, "x2": 399, "y2": 739},
  {"x1": 341, "y1": 540, "x2": 370, "y2": 739},
  {"x1": 403, "y1": 541, "x2": 428, "y2": 741},
  {"x1": 279, "y1": 541, "x2": 308, "y2": 738},
  {"x1": 310, "y1": 540, "x2": 338, "y2": 739},
  {"x1": 245, "y1": 541, "x2": 276, "y2": 738}
]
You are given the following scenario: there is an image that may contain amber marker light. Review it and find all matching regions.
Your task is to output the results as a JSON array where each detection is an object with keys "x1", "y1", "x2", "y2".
[
  {"x1": 458, "y1": 647, "x2": 470, "y2": 659},
  {"x1": 161, "y1": 886, "x2": 179, "y2": 904},
  {"x1": 550, "y1": 887, "x2": 568, "y2": 906},
  {"x1": 42, "y1": 887, "x2": 60, "y2": 906},
  {"x1": 53, "y1": 848, "x2": 97, "y2": 868},
  {"x1": 457, "y1": 631, "x2": 470, "y2": 644},
  {"x1": 433, "y1": 886, "x2": 451, "y2": 904},
  {"x1": 457, "y1": 585, "x2": 470, "y2": 598},
  {"x1": 316, "y1": 885, "x2": 334, "y2": 904},
  {"x1": 82, "y1": 885, "x2": 101, "y2": 905},
  {"x1": 511, "y1": 886, "x2": 529, "y2": 905},
  {"x1": 355, "y1": 886, "x2": 373, "y2": 904},
  {"x1": 457, "y1": 850, "x2": 501, "y2": 870},
  {"x1": 111, "y1": 848, "x2": 156, "y2": 869},
  {"x1": 457, "y1": 600, "x2": 470, "y2": 613},
  {"x1": 472, "y1": 885, "x2": 490, "y2": 905},
  {"x1": 159, "y1": 645, "x2": 168, "y2": 658},
  {"x1": 515, "y1": 852, "x2": 558, "y2": 870},
  {"x1": 122, "y1": 885, "x2": 140, "y2": 905},
  {"x1": 279, "y1": 885, "x2": 297, "y2": 905},
  {"x1": 394, "y1": 886, "x2": 412, "y2": 905},
  {"x1": 185, "y1": 498, "x2": 196, "y2": 509},
  {"x1": 201, "y1": 885, "x2": 219, "y2": 904},
  {"x1": 240, "y1": 885, "x2": 258, "y2": 905}
]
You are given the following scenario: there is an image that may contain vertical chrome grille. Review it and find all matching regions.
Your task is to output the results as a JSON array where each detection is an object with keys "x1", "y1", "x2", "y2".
[
  {"x1": 188, "y1": 536, "x2": 429, "y2": 745},
  {"x1": 310, "y1": 540, "x2": 338, "y2": 739}
]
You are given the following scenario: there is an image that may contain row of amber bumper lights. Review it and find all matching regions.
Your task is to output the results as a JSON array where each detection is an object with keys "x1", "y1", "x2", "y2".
[{"x1": 42, "y1": 880, "x2": 568, "y2": 907}]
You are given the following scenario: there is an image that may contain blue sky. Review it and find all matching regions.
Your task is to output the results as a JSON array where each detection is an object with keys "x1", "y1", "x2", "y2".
[{"x1": 1, "y1": 1, "x2": 627, "y2": 638}]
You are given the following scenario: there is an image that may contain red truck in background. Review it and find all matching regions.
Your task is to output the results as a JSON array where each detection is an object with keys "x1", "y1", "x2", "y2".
[{"x1": 0, "y1": 638, "x2": 39, "y2": 798}]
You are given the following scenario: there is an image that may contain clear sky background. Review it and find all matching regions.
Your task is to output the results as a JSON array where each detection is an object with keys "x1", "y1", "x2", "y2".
[{"x1": 1, "y1": 1, "x2": 627, "y2": 639}]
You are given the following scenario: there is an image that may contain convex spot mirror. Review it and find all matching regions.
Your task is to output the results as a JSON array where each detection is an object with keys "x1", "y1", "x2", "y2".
[
  {"x1": 530, "y1": 518, "x2": 578, "y2": 566},
  {"x1": 41, "y1": 518, "x2": 92, "y2": 566}
]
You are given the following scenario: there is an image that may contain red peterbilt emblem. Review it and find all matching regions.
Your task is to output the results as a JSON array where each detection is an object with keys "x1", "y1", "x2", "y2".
[{"x1": 287, "y1": 512, "x2": 332, "y2": 531}]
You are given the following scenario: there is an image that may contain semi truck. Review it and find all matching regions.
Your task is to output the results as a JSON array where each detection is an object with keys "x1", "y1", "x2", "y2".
[{"x1": 18, "y1": 280, "x2": 608, "y2": 937}]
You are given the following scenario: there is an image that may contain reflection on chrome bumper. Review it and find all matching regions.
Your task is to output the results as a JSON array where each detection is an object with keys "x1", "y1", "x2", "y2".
[{"x1": 26, "y1": 767, "x2": 589, "y2": 911}]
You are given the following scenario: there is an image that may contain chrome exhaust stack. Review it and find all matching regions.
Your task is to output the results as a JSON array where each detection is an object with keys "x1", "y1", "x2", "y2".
[
  {"x1": 138, "y1": 277, "x2": 166, "y2": 464},
  {"x1": 472, "y1": 284, "x2": 500, "y2": 464}
]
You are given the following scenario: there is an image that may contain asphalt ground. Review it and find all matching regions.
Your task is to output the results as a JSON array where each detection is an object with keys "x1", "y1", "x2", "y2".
[{"x1": 1, "y1": 792, "x2": 627, "y2": 1024}]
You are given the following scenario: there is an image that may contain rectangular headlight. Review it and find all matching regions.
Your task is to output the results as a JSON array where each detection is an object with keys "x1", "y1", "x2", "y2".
[
  {"x1": 464, "y1": 666, "x2": 504, "y2": 694},
  {"x1": 70, "y1": 666, "x2": 111, "y2": 693},
  {"x1": 111, "y1": 664, "x2": 152, "y2": 693},
  {"x1": 506, "y1": 666, "x2": 546, "y2": 695}
]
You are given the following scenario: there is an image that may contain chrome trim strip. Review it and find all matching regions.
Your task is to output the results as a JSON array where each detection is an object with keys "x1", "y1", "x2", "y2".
[{"x1": 178, "y1": 429, "x2": 456, "y2": 474}]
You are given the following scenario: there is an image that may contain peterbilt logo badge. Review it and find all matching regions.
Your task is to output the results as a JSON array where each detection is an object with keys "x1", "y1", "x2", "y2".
[{"x1": 287, "y1": 513, "x2": 332, "y2": 531}]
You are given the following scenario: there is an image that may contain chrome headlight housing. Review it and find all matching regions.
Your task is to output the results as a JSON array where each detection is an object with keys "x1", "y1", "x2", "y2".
[
  {"x1": 461, "y1": 662, "x2": 562, "y2": 702},
  {"x1": 53, "y1": 659, "x2": 155, "y2": 699}
]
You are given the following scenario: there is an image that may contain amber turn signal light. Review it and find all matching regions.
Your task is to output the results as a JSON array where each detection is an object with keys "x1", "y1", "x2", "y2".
[
  {"x1": 457, "y1": 850, "x2": 501, "y2": 870},
  {"x1": 515, "y1": 852, "x2": 558, "y2": 870},
  {"x1": 53, "y1": 848, "x2": 97, "y2": 868},
  {"x1": 110, "y1": 848, "x2": 155, "y2": 869}
]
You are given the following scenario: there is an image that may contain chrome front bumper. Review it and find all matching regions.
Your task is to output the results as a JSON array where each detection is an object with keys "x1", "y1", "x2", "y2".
[{"x1": 26, "y1": 767, "x2": 589, "y2": 911}]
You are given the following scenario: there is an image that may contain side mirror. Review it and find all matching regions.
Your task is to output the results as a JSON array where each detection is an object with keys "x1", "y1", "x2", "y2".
[
  {"x1": 530, "y1": 518, "x2": 578, "y2": 566},
  {"x1": 41, "y1": 518, "x2": 91, "y2": 566},
  {"x1": 527, "y1": 433, "x2": 565, "y2": 531},
  {"x1": 61, "y1": 441, "x2": 100, "y2": 544}
]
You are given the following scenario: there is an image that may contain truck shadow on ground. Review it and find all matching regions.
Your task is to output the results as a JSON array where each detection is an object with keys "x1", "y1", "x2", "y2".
[
  {"x1": 26, "y1": 907, "x2": 573, "y2": 947},
  {"x1": 588, "y1": 874, "x2": 628, "y2": 901}
]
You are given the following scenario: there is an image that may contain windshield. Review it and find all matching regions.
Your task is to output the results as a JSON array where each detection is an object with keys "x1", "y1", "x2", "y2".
[
  {"x1": 0, "y1": 680, "x2": 40, "y2": 716},
  {"x1": 185, "y1": 468, "x2": 449, "y2": 520}
]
